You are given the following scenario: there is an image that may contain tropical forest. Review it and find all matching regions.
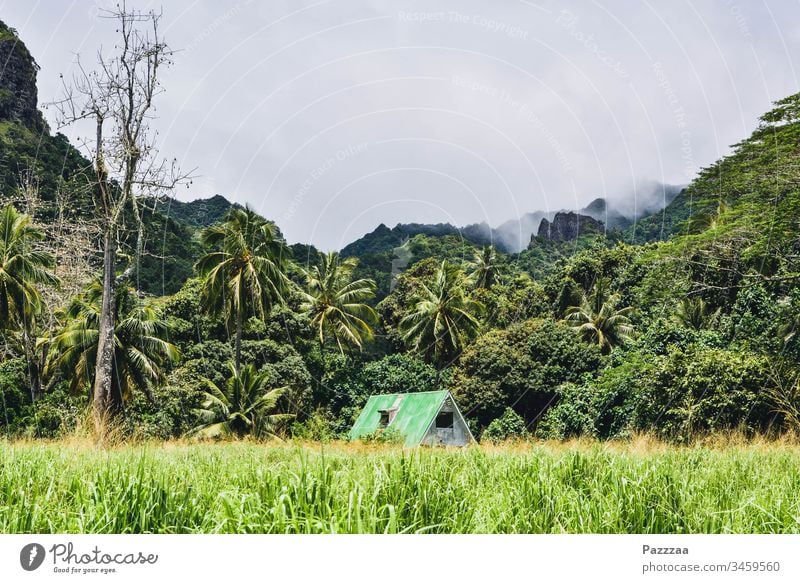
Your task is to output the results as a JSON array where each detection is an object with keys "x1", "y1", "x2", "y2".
[{"x1": 0, "y1": 6, "x2": 799, "y2": 535}]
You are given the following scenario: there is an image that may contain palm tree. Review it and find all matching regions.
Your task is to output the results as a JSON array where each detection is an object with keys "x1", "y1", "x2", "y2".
[
  {"x1": 468, "y1": 245, "x2": 503, "y2": 288},
  {"x1": 0, "y1": 205, "x2": 58, "y2": 400},
  {"x1": 195, "y1": 207, "x2": 290, "y2": 372},
  {"x1": 300, "y1": 252, "x2": 377, "y2": 354},
  {"x1": 400, "y1": 260, "x2": 483, "y2": 367},
  {"x1": 47, "y1": 282, "x2": 179, "y2": 409},
  {"x1": 675, "y1": 296, "x2": 715, "y2": 330},
  {"x1": 563, "y1": 279, "x2": 634, "y2": 354},
  {"x1": 189, "y1": 362, "x2": 292, "y2": 439}
]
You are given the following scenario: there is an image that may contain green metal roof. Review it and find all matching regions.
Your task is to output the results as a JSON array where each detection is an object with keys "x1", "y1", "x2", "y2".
[{"x1": 349, "y1": 390, "x2": 450, "y2": 446}]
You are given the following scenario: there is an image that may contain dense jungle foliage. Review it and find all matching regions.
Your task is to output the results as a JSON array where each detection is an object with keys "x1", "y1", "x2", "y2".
[{"x1": 0, "y1": 19, "x2": 798, "y2": 444}]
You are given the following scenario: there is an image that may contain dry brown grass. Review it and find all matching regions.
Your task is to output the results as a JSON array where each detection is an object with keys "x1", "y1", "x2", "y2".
[{"x1": 9, "y1": 428, "x2": 800, "y2": 458}]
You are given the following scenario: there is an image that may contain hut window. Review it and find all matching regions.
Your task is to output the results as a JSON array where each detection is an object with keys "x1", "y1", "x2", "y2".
[
  {"x1": 435, "y1": 412, "x2": 454, "y2": 429},
  {"x1": 379, "y1": 411, "x2": 390, "y2": 427}
]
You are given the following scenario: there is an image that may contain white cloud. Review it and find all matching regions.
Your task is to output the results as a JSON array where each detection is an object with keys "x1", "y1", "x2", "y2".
[{"x1": 5, "y1": 0, "x2": 799, "y2": 248}]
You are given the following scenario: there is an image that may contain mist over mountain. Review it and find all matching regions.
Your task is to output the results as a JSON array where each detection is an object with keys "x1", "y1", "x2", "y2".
[
  {"x1": 492, "y1": 181, "x2": 684, "y2": 252},
  {"x1": 342, "y1": 181, "x2": 684, "y2": 255},
  {"x1": 606, "y1": 179, "x2": 685, "y2": 222}
]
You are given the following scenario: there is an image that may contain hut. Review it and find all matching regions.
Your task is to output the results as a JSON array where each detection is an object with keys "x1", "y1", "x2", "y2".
[{"x1": 349, "y1": 390, "x2": 474, "y2": 447}]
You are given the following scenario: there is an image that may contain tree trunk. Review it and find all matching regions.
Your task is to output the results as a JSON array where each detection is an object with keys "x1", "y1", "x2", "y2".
[
  {"x1": 92, "y1": 227, "x2": 119, "y2": 436},
  {"x1": 234, "y1": 308, "x2": 243, "y2": 374},
  {"x1": 22, "y1": 330, "x2": 41, "y2": 403}
]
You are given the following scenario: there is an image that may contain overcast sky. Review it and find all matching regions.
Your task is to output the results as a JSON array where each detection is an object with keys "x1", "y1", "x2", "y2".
[{"x1": 2, "y1": 0, "x2": 799, "y2": 249}]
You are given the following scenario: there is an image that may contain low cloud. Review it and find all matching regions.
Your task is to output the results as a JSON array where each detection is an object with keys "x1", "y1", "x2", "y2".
[{"x1": 7, "y1": 0, "x2": 799, "y2": 249}]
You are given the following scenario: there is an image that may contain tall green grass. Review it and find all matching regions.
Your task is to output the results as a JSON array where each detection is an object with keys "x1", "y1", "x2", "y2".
[{"x1": 1, "y1": 441, "x2": 799, "y2": 533}]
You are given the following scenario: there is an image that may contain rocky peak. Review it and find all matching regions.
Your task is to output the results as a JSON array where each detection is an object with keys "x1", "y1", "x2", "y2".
[
  {"x1": 0, "y1": 20, "x2": 47, "y2": 132},
  {"x1": 582, "y1": 197, "x2": 607, "y2": 214},
  {"x1": 536, "y1": 211, "x2": 604, "y2": 242}
]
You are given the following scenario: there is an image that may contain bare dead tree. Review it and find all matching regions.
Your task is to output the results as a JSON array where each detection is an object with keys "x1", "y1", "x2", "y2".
[
  {"x1": 49, "y1": 182, "x2": 99, "y2": 303},
  {"x1": 17, "y1": 167, "x2": 41, "y2": 218},
  {"x1": 51, "y1": 2, "x2": 190, "y2": 437}
]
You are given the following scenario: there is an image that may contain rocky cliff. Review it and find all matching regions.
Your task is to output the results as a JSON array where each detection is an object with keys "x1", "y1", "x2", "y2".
[
  {"x1": 536, "y1": 211, "x2": 604, "y2": 242},
  {"x1": 0, "y1": 21, "x2": 46, "y2": 132}
]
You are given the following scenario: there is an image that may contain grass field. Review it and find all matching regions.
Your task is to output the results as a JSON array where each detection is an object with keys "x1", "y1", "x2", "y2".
[{"x1": 1, "y1": 439, "x2": 799, "y2": 534}]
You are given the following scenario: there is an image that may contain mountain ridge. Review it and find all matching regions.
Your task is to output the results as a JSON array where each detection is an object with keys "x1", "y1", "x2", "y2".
[{"x1": 340, "y1": 183, "x2": 683, "y2": 257}]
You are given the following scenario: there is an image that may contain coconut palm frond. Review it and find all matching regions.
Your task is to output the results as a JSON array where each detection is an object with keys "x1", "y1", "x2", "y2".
[
  {"x1": 300, "y1": 251, "x2": 377, "y2": 354},
  {"x1": 189, "y1": 363, "x2": 294, "y2": 439}
]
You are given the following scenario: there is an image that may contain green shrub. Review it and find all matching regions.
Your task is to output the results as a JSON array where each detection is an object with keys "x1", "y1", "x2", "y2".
[
  {"x1": 472, "y1": 274, "x2": 549, "y2": 329},
  {"x1": 359, "y1": 426, "x2": 404, "y2": 444},
  {"x1": 449, "y1": 318, "x2": 604, "y2": 429},
  {"x1": 241, "y1": 339, "x2": 313, "y2": 416},
  {"x1": 123, "y1": 375, "x2": 205, "y2": 440},
  {"x1": 482, "y1": 408, "x2": 528, "y2": 442},
  {"x1": 0, "y1": 361, "x2": 86, "y2": 438},
  {"x1": 290, "y1": 409, "x2": 337, "y2": 441},
  {"x1": 179, "y1": 341, "x2": 233, "y2": 387},
  {"x1": 0, "y1": 357, "x2": 28, "y2": 429},
  {"x1": 19, "y1": 385, "x2": 86, "y2": 439},
  {"x1": 537, "y1": 382, "x2": 600, "y2": 440},
  {"x1": 638, "y1": 347, "x2": 772, "y2": 442},
  {"x1": 539, "y1": 346, "x2": 774, "y2": 442}
]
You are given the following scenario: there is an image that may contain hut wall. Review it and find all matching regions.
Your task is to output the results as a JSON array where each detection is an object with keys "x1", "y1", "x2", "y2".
[{"x1": 421, "y1": 398, "x2": 470, "y2": 446}]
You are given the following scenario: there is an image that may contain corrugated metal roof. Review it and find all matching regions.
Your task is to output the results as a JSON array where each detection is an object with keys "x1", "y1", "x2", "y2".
[{"x1": 349, "y1": 390, "x2": 449, "y2": 446}]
